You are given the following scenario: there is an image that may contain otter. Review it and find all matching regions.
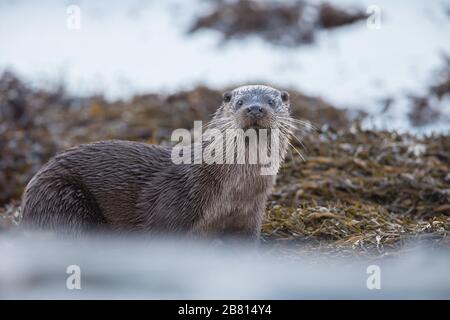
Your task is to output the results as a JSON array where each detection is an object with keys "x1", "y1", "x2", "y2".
[{"x1": 20, "y1": 85, "x2": 294, "y2": 240}]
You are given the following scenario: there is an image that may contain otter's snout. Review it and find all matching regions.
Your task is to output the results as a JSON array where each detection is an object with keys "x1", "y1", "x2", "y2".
[{"x1": 246, "y1": 105, "x2": 267, "y2": 119}]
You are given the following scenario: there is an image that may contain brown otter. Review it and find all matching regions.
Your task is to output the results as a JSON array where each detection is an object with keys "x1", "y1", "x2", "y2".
[{"x1": 20, "y1": 85, "x2": 294, "y2": 240}]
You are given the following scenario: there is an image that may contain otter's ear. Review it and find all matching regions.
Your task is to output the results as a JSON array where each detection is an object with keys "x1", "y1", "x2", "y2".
[
  {"x1": 281, "y1": 91, "x2": 289, "y2": 103},
  {"x1": 223, "y1": 91, "x2": 232, "y2": 103}
]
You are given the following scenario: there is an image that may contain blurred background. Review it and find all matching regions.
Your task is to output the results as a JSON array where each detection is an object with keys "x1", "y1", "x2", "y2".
[
  {"x1": 1, "y1": 0, "x2": 450, "y2": 132},
  {"x1": 0, "y1": 0, "x2": 449, "y2": 299}
]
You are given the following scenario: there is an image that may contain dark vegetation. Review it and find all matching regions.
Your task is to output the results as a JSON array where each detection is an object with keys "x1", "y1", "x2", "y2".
[
  {"x1": 0, "y1": 72, "x2": 448, "y2": 257},
  {"x1": 408, "y1": 56, "x2": 450, "y2": 127},
  {"x1": 189, "y1": 0, "x2": 367, "y2": 47}
]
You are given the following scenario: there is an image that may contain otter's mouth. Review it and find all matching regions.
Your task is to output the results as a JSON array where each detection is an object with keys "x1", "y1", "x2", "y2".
[
  {"x1": 244, "y1": 120, "x2": 275, "y2": 131},
  {"x1": 244, "y1": 121, "x2": 265, "y2": 130},
  {"x1": 237, "y1": 105, "x2": 276, "y2": 130}
]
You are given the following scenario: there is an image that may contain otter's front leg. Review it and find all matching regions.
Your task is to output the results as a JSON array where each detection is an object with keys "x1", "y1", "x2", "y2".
[{"x1": 222, "y1": 208, "x2": 264, "y2": 243}]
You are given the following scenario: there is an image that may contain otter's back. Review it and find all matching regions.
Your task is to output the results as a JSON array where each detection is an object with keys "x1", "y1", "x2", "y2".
[{"x1": 22, "y1": 140, "x2": 171, "y2": 230}]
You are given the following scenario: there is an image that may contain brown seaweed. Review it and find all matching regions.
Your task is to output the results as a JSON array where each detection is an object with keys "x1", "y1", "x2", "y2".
[{"x1": 189, "y1": 0, "x2": 367, "y2": 47}]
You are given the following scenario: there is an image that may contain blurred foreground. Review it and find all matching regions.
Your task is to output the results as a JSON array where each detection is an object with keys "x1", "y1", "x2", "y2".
[{"x1": 0, "y1": 233, "x2": 449, "y2": 299}]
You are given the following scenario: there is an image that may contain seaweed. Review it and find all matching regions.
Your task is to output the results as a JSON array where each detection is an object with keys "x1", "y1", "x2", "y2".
[
  {"x1": 189, "y1": 0, "x2": 367, "y2": 47},
  {"x1": 408, "y1": 56, "x2": 450, "y2": 126},
  {"x1": 263, "y1": 126, "x2": 449, "y2": 257}
]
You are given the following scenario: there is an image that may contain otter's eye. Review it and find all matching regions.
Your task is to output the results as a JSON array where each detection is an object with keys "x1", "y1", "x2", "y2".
[
  {"x1": 237, "y1": 100, "x2": 244, "y2": 107},
  {"x1": 268, "y1": 99, "x2": 275, "y2": 107}
]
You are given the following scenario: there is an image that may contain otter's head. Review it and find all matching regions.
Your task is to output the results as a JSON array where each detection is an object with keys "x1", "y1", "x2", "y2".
[
  {"x1": 218, "y1": 85, "x2": 291, "y2": 130},
  {"x1": 207, "y1": 85, "x2": 294, "y2": 173}
]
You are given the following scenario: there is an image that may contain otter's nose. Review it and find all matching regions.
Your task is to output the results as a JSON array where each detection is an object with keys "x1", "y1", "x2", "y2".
[{"x1": 246, "y1": 105, "x2": 266, "y2": 119}]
